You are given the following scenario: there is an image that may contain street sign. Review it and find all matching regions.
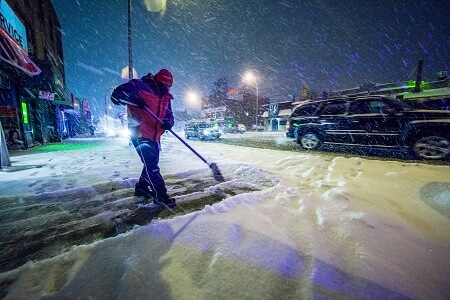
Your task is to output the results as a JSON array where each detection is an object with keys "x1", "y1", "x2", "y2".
[
  {"x1": 0, "y1": 27, "x2": 40, "y2": 76},
  {"x1": 226, "y1": 90, "x2": 243, "y2": 101},
  {"x1": 0, "y1": 0, "x2": 28, "y2": 52},
  {"x1": 83, "y1": 100, "x2": 89, "y2": 114},
  {"x1": 38, "y1": 91, "x2": 54, "y2": 101}
]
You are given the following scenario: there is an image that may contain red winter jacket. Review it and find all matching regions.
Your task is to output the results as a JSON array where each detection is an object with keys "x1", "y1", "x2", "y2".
[{"x1": 112, "y1": 78, "x2": 174, "y2": 141}]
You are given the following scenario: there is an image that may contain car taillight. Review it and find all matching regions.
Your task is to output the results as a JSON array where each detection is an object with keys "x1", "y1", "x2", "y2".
[{"x1": 286, "y1": 121, "x2": 290, "y2": 130}]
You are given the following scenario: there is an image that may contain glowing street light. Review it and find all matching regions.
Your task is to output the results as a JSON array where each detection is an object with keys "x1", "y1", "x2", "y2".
[
  {"x1": 243, "y1": 70, "x2": 259, "y2": 128},
  {"x1": 186, "y1": 91, "x2": 201, "y2": 106},
  {"x1": 185, "y1": 91, "x2": 202, "y2": 112},
  {"x1": 244, "y1": 71, "x2": 256, "y2": 83}
]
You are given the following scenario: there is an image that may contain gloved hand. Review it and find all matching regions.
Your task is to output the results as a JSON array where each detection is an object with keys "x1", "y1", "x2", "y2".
[{"x1": 162, "y1": 119, "x2": 173, "y2": 130}]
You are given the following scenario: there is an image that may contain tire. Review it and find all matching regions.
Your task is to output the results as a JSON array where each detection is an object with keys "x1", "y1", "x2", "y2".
[
  {"x1": 413, "y1": 135, "x2": 450, "y2": 160},
  {"x1": 185, "y1": 134, "x2": 190, "y2": 139},
  {"x1": 298, "y1": 133, "x2": 322, "y2": 150}
]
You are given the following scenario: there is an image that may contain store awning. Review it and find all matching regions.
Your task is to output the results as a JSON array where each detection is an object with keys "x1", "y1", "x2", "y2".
[
  {"x1": 63, "y1": 109, "x2": 81, "y2": 117},
  {"x1": 278, "y1": 109, "x2": 292, "y2": 116},
  {"x1": 0, "y1": 28, "x2": 41, "y2": 76}
]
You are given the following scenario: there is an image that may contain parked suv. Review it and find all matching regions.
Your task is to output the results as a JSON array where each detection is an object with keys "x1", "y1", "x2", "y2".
[
  {"x1": 286, "y1": 95, "x2": 450, "y2": 160},
  {"x1": 403, "y1": 96, "x2": 449, "y2": 111},
  {"x1": 184, "y1": 122, "x2": 221, "y2": 140}
]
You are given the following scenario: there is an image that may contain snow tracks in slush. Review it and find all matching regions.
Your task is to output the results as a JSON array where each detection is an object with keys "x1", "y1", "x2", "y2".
[{"x1": 0, "y1": 164, "x2": 276, "y2": 273}]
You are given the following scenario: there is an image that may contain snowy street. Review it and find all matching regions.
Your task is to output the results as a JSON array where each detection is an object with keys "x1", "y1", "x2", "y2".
[{"x1": 0, "y1": 133, "x2": 449, "y2": 299}]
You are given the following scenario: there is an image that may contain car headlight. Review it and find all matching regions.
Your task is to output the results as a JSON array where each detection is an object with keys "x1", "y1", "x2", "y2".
[
  {"x1": 107, "y1": 129, "x2": 116, "y2": 137},
  {"x1": 203, "y1": 129, "x2": 211, "y2": 135},
  {"x1": 119, "y1": 128, "x2": 130, "y2": 138}
]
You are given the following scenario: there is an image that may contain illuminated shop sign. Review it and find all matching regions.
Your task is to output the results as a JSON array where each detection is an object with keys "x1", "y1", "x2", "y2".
[
  {"x1": 21, "y1": 102, "x2": 28, "y2": 124},
  {"x1": 0, "y1": 0, "x2": 28, "y2": 52},
  {"x1": 39, "y1": 90, "x2": 55, "y2": 101},
  {"x1": 83, "y1": 99, "x2": 89, "y2": 113},
  {"x1": 0, "y1": 27, "x2": 40, "y2": 75}
]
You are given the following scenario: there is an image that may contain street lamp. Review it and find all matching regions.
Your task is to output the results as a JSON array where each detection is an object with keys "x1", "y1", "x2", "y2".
[
  {"x1": 185, "y1": 91, "x2": 202, "y2": 119},
  {"x1": 128, "y1": 0, "x2": 133, "y2": 80},
  {"x1": 186, "y1": 91, "x2": 201, "y2": 107},
  {"x1": 243, "y1": 70, "x2": 259, "y2": 129},
  {"x1": 104, "y1": 86, "x2": 116, "y2": 132}
]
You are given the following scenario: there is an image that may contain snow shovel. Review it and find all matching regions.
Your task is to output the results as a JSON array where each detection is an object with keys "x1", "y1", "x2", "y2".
[{"x1": 142, "y1": 106, "x2": 225, "y2": 182}]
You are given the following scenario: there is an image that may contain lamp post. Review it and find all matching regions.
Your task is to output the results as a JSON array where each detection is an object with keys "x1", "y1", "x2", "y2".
[
  {"x1": 104, "y1": 86, "x2": 115, "y2": 132},
  {"x1": 243, "y1": 70, "x2": 259, "y2": 129},
  {"x1": 186, "y1": 91, "x2": 202, "y2": 118},
  {"x1": 128, "y1": 0, "x2": 133, "y2": 80},
  {"x1": 186, "y1": 91, "x2": 201, "y2": 107}
]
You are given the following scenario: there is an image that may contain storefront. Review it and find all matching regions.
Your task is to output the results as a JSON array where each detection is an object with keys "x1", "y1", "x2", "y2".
[
  {"x1": 0, "y1": 0, "x2": 71, "y2": 148},
  {"x1": 0, "y1": 0, "x2": 41, "y2": 147},
  {"x1": 261, "y1": 102, "x2": 292, "y2": 132}
]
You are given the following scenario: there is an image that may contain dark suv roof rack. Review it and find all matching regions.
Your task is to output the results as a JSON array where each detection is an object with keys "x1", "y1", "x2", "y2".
[
  {"x1": 321, "y1": 78, "x2": 449, "y2": 99},
  {"x1": 291, "y1": 78, "x2": 449, "y2": 106},
  {"x1": 304, "y1": 94, "x2": 392, "y2": 104}
]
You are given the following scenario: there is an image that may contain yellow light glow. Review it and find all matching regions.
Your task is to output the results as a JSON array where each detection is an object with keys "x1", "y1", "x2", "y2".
[
  {"x1": 186, "y1": 91, "x2": 200, "y2": 106},
  {"x1": 243, "y1": 71, "x2": 257, "y2": 83},
  {"x1": 144, "y1": 0, "x2": 166, "y2": 14}
]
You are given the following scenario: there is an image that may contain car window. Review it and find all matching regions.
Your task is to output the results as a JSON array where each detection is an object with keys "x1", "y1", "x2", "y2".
[
  {"x1": 406, "y1": 98, "x2": 450, "y2": 110},
  {"x1": 319, "y1": 101, "x2": 347, "y2": 115},
  {"x1": 291, "y1": 104, "x2": 318, "y2": 117},
  {"x1": 350, "y1": 100, "x2": 394, "y2": 114}
]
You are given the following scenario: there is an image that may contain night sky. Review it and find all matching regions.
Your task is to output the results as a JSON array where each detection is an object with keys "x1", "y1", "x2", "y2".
[{"x1": 51, "y1": 0, "x2": 449, "y2": 116}]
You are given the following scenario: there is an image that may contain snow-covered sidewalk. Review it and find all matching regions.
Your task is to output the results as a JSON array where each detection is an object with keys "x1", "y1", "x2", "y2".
[{"x1": 0, "y1": 135, "x2": 449, "y2": 299}]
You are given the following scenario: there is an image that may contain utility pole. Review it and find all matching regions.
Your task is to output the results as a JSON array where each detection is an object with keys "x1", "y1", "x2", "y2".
[
  {"x1": 104, "y1": 89, "x2": 109, "y2": 131},
  {"x1": 243, "y1": 70, "x2": 260, "y2": 129},
  {"x1": 255, "y1": 80, "x2": 259, "y2": 128},
  {"x1": 128, "y1": 0, "x2": 133, "y2": 80},
  {"x1": 414, "y1": 60, "x2": 423, "y2": 93}
]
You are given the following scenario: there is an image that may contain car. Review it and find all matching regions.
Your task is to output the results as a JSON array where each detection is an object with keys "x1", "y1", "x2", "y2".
[
  {"x1": 184, "y1": 122, "x2": 221, "y2": 140},
  {"x1": 403, "y1": 96, "x2": 449, "y2": 111},
  {"x1": 237, "y1": 124, "x2": 246, "y2": 133},
  {"x1": 251, "y1": 125, "x2": 265, "y2": 131},
  {"x1": 222, "y1": 126, "x2": 238, "y2": 134},
  {"x1": 287, "y1": 95, "x2": 450, "y2": 160},
  {"x1": 223, "y1": 124, "x2": 246, "y2": 134}
]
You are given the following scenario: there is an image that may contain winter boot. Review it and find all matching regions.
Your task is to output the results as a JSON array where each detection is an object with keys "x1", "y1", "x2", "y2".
[
  {"x1": 153, "y1": 197, "x2": 177, "y2": 208},
  {"x1": 134, "y1": 182, "x2": 156, "y2": 199}
]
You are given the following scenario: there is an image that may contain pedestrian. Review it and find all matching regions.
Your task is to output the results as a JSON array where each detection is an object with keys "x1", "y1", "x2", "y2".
[
  {"x1": 111, "y1": 69, "x2": 176, "y2": 208},
  {"x1": 7, "y1": 129, "x2": 26, "y2": 150}
]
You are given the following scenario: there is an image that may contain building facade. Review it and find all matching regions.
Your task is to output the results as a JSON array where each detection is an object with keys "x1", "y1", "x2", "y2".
[
  {"x1": 260, "y1": 101, "x2": 293, "y2": 132},
  {"x1": 0, "y1": 0, "x2": 71, "y2": 148}
]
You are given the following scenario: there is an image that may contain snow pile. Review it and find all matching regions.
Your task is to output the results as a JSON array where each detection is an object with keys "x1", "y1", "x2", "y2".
[{"x1": 0, "y1": 135, "x2": 449, "y2": 299}]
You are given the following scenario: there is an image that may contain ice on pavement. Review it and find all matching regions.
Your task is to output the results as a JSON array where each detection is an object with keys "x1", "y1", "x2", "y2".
[{"x1": 0, "y1": 134, "x2": 449, "y2": 299}]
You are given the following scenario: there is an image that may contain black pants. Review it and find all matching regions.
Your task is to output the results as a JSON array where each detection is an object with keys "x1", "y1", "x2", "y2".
[{"x1": 131, "y1": 137, "x2": 169, "y2": 201}]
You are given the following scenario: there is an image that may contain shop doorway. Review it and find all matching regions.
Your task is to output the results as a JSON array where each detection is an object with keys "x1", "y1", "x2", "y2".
[{"x1": 271, "y1": 119, "x2": 278, "y2": 131}]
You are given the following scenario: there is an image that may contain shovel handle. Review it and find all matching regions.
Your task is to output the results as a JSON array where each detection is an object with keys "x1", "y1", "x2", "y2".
[{"x1": 142, "y1": 106, "x2": 210, "y2": 166}]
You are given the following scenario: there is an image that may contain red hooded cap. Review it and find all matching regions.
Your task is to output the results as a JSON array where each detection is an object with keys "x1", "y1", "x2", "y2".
[{"x1": 153, "y1": 69, "x2": 173, "y2": 87}]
